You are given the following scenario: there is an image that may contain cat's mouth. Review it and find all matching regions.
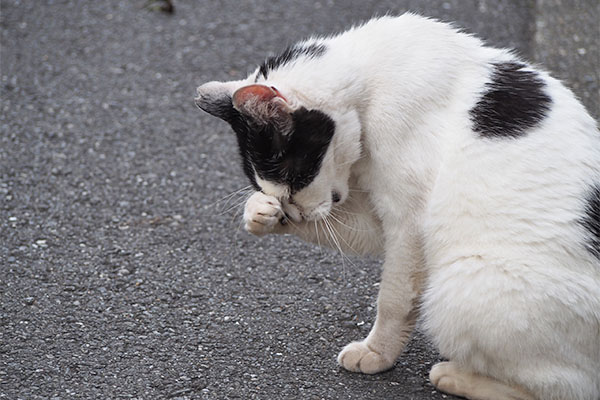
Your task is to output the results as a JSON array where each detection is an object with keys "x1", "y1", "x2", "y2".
[
  {"x1": 282, "y1": 199, "x2": 332, "y2": 223},
  {"x1": 280, "y1": 198, "x2": 303, "y2": 223}
]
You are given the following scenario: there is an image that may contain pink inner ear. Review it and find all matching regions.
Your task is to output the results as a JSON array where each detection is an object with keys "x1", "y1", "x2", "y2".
[{"x1": 232, "y1": 84, "x2": 287, "y2": 110}]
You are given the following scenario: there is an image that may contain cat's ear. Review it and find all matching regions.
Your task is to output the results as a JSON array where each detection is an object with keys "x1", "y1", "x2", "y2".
[
  {"x1": 195, "y1": 81, "x2": 240, "y2": 123},
  {"x1": 232, "y1": 84, "x2": 293, "y2": 126}
]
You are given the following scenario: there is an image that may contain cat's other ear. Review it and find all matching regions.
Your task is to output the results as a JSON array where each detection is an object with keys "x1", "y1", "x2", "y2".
[
  {"x1": 232, "y1": 84, "x2": 293, "y2": 126},
  {"x1": 195, "y1": 81, "x2": 241, "y2": 123}
]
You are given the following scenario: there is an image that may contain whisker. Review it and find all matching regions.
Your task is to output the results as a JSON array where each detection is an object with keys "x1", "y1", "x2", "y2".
[
  {"x1": 227, "y1": 191, "x2": 255, "y2": 271},
  {"x1": 330, "y1": 209, "x2": 376, "y2": 233},
  {"x1": 213, "y1": 185, "x2": 252, "y2": 205},
  {"x1": 347, "y1": 187, "x2": 370, "y2": 193},
  {"x1": 284, "y1": 217, "x2": 298, "y2": 230},
  {"x1": 221, "y1": 187, "x2": 254, "y2": 212},
  {"x1": 229, "y1": 190, "x2": 252, "y2": 226},
  {"x1": 322, "y1": 217, "x2": 352, "y2": 280},
  {"x1": 320, "y1": 216, "x2": 339, "y2": 252},
  {"x1": 219, "y1": 196, "x2": 250, "y2": 216},
  {"x1": 322, "y1": 215, "x2": 357, "y2": 274},
  {"x1": 329, "y1": 207, "x2": 365, "y2": 216},
  {"x1": 314, "y1": 219, "x2": 324, "y2": 256},
  {"x1": 328, "y1": 210, "x2": 358, "y2": 231},
  {"x1": 325, "y1": 216, "x2": 345, "y2": 279},
  {"x1": 310, "y1": 219, "x2": 330, "y2": 261},
  {"x1": 327, "y1": 216, "x2": 359, "y2": 262}
]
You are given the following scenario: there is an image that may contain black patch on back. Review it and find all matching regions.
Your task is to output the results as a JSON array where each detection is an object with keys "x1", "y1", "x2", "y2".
[
  {"x1": 581, "y1": 184, "x2": 600, "y2": 261},
  {"x1": 258, "y1": 43, "x2": 326, "y2": 80},
  {"x1": 226, "y1": 106, "x2": 335, "y2": 193},
  {"x1": 470, "y1": 62, "x2": 552, "y2": 139}
]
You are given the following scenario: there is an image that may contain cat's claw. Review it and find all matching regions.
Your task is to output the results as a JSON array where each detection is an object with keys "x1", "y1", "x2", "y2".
[
  {"x1": 337, "y1": 341, "x2": 395, "y2": 374},
  {"x1": 243, "y1": 192, "x2": 284, "y2": 236}
]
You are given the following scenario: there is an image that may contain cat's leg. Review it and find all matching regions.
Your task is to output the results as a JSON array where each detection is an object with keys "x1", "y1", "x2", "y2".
[
  {"x1": 338, "y1": 232, "x2": 423, "y2": 374},
  {"x1": 430, "y1": 362, "x2": 535, "y2": 400},
  {"x1": 244, "y1": 189, "x2": 414, "y2": 373}
]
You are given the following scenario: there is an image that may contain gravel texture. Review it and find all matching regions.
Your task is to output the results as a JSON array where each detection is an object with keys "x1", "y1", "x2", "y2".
[
  {"x1": 533, "y1": 0, "x2": 599, "y2": 119},
  {"x1": 1, "y1": 1, "x2": 597, "y2": 399}
]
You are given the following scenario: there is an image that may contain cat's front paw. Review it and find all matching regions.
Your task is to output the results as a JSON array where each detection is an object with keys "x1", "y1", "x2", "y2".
[
  {"x1": 243, "y1": 192, "x2": 284, "y2": 236},
  {"x1": 337, "y1": 341, "x2": 395, "y2": 374}
]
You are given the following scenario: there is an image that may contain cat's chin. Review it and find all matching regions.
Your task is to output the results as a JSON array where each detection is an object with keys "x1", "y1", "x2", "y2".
[
  {"x1": 300, "y1": 204, "x2": 333, "y2": 222},
  {"x1": 302, "y1": 213, "x2": 325, "y2": 222}
]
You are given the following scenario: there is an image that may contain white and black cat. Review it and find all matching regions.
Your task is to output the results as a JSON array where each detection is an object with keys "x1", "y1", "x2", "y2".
[{"x1": 195, "y1": 14, "x2": 600, "y2": 400}]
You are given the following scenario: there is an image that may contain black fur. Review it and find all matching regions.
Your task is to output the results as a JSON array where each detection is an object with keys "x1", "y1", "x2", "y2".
[
  {"x1": 195, "y1": 95, "x2": 236, "y2": 122},
  {"x1": 258, "y1": 43, "x2": 326, "y2": 80},
  {"x1": 233, "y1": 108, "x2": 335, "y2": 193},
  {"x1": 581, "y1": 184, "x2": 600, "y2": 261},
  {"x1": 470, "y1": 62, "x2": 552, "y2": 139}
]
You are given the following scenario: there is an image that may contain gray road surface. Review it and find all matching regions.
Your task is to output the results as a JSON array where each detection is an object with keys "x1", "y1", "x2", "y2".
[{"x1": 1, "y1": 1, "x2": 598, "y2": 399}]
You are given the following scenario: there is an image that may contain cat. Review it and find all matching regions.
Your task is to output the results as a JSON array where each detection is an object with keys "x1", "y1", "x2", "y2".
[{"x1": 195, "y1": 14, "x2": 600, "y2": 400}]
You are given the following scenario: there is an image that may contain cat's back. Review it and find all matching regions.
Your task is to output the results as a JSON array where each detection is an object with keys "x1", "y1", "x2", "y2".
[
  {"x1": 425, "y1": 58, "x2": 600, "y2": 268},
  {"x1": 334, "y1": 13, "x2": 473, "y2": 49},
  {"x1": 329, "y1": 13, "x2": 489, "y2": 79}
]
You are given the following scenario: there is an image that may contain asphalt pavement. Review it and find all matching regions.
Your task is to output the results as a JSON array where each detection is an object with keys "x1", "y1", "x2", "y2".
[{"x1": 1, "y1": 1, "x2": 598, "y2": 399}]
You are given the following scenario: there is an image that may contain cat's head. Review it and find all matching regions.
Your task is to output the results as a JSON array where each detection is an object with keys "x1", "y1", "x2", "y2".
[{"x1": 195, "y1": 80, "x2": 362, "y2": 221}]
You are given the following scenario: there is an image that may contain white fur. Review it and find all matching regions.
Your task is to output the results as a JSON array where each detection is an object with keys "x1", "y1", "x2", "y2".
[{"x1": 197, "y1": 14, "x2": 600, "y2": 400}]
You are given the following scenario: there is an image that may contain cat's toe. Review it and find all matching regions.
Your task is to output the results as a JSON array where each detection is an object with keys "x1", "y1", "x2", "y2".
[
  {"x1": 243, "y1": 192, "x2": 283, "y2": 236},
  {"x1": 429, "y1": 362, "x2": 457, "y2": 390},
  {"x1": 244, "y1": 217, "x2": 278, "y2": 236},
  {"x1": 337, "y1": 341, "x2": 395, "y2": 374}
]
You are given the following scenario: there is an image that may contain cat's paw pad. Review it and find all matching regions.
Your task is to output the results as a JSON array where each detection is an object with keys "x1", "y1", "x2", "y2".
[
  {"x1": 337, "y1": 341, "x2": 395, "y2": 374},
  {"x1": 243, "y1": 192, "x2": 283, "y2": 236}
]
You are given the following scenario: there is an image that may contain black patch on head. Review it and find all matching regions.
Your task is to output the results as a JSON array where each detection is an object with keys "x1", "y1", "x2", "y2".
[
  {"x1": 470, "y1": 62, "x2": 552, "y2": 139},
  {"x1": 581, "y1": 184, "x2": 600, "y2": 261},
  {"x1": 258, "y1": 43, "x2": 327, "y2": 80},
  {"x1": 227, "y1": 106, "x2": 335, "y2": 193},
  {"x1": 195, "y1": 93, "x2": 262, "y2": 188},
  {"x1": 225, "y1": 109, "x2": 262, "y2": 190}
]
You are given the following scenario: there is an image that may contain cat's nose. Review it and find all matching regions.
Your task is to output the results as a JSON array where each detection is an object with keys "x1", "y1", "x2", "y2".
[{"x1": 332, "y1": 191, "x2": 341, "y2": 203}]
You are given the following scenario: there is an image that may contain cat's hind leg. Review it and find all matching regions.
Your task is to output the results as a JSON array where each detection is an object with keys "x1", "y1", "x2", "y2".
[{"x1": 430, "y1": 361, "x2": 535, "y2": 400}]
